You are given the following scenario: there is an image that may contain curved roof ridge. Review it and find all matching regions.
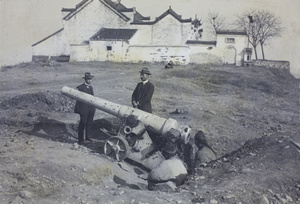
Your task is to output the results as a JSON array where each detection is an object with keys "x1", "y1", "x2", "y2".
[
  {"x1": 131, "y1": 6, "x2": 191, "y2": 25},
  {"x1": 32, "y1": 28, "x2": 64, "y2": 47},
  {"x1": 155, "y1": 6, "x2": 191, "y2": 23},
  {"x1": 63, "y1": 0, "x2": 130, "y2": 21},
  {"x1": 63, "y1": 0, "x2": 91, "y2": 21}
]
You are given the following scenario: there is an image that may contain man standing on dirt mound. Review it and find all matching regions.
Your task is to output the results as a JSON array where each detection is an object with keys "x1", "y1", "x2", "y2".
[
  {"x1": 74, "y1": 72, "x2": 96, "y2": 145},
  {"x1": 131, "y1": 67, "x2": 154, "y2": 113}
]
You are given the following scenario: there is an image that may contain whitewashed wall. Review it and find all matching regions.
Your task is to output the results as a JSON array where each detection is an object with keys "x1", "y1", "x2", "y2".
[
  {"x1": 152, "y1": 15, "x2": 184, "y2": 45},
  {"x1": 63, "y1": 0, "x2": 129, "y2": 45},
  {"x1": 32, "y1": 30, "x2": 70, "y2": 56},
  {"x1": 69, "y1": 44, "x2": 91, "y2": 61},
  {"x1": 189, "y1": 44, "x2": 223, "y2": 65},
  {"x1": 129, "y1": 25, "x2": 152, "y2": 45},
  {"x1": 216, "y1": 34, "x2": 248, "y2": 66},
  {"x1": 127, "y1": 46, "x2": 189, "y2": 64},
  {"x1": 93, "y1": 40, "x2": 130, "y2": 62}
]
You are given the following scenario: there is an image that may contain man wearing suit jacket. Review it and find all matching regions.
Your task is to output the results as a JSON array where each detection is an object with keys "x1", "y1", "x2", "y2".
[
  {"x1": 74, "y1": 72, "x2": 96, "y2": 144},
  {"x1": 132, "y1": 67, "x2": 154, "y2": 113}
]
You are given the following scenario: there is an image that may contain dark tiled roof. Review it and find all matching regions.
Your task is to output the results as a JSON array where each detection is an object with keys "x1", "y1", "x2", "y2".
[
  {"x1": 134, "y1": 11, "x2": 150, "y2": 21},
  {"x1": 63, "y1": 0, "x2": 92, "y2": 20},
  {"x1": 63, "y1": 0, "x2": 130, "y2": 21},
  {"x1": 103, "y1": 0, "x2": 133, "y2": 12},
  {"x1": 99, "y1": 0, "x2": 151, "y2": 21},
  {"x1": 186, "y1": 40, "x2": 217, "y2": 45},
  {"x1": 244, "y1": 48, "x2": 253, "y2": 52},
  {"x1": 61, "y1": 8, "x2": 75, "y2": 12},
  {"x1": 131, "y1": 7, "x2": 191, "y2": 25},
  {"x1": 90, "y1": 28, "x2": 137, "y2": 41},
  {"x1": 216, "y1": 30, "x2": 247, "y2": 35},
  {"x1": 76, "y1": 0, "x2": 90, "y2": 9},
  {"x1": 32, "y1": 28, "x2": 64, "y2": 47}
]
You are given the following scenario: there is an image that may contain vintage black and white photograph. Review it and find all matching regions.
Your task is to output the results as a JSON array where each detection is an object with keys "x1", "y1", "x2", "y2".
[{"x1": 0, "y1": 0, "x2": 299, "y2": 203}]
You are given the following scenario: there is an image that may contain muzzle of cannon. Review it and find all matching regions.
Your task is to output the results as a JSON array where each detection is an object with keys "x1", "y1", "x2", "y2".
[{"x1": 61, "y1": 86, "x2": 192, "y2": 169}]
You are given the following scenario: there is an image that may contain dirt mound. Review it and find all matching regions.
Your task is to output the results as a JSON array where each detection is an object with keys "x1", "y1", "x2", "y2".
[
  {"x1": 165, "y1": 66, "x2": 297, "y2": 97},
  {"x1": 0, "y1": 91, "x2": 74, "y2": 113},
  {"x1": 186, "y1": 134, "x2": 300, "y2": 203}
]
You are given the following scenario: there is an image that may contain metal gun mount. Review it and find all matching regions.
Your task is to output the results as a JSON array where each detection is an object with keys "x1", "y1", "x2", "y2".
[{"x1": 61, "y1": 86, "x2": 192, "y2": 169}]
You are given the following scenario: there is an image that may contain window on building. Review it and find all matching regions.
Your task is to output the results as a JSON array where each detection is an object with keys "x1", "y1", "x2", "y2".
[
  {"x1": 107, "y1": 46, "x2": 112, "y2": 51},
  {"x1": 225, "y1": 38, "x2": 235, "y2": 43}
]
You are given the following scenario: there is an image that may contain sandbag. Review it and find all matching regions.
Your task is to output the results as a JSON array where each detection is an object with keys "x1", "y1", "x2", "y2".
[{"x1": 148, "y1": 157, "x2": 187, "y2": 186}]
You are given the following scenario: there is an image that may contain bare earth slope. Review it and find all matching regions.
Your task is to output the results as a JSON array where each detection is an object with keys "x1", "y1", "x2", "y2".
[{"x1": 0, "y1": 61, "x2": 299, "y2": 204}]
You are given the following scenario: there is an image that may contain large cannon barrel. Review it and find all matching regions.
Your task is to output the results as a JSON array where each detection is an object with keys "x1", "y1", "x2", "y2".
[{"x1": 61, "y1": 86, "x2": 191, "y2": 143}]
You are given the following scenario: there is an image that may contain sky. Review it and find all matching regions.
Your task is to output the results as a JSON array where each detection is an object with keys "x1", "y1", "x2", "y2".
[{"x1": 1, "y1": 0, "x2": 299, "y2": 78}]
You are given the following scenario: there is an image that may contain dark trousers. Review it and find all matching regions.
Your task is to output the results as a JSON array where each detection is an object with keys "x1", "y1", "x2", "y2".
[{"x1": 78, "y1": 109, "x2": 95, "y2": 143}]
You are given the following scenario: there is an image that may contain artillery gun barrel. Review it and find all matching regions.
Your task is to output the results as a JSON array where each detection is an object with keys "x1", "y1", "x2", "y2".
[{"x1": 61, "y1": 86, "x2": 191, "y2": 143}]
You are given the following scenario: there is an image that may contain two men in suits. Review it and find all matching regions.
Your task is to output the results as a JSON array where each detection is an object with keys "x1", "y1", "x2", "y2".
[
  {"x1": 131, "y1": 67, "x2": 154, "y2": 113},
  {"x1": 74, "y1": 72, "x2": 96, "y2": 144},
  {"x1": 74, "y1": 68, "x2": 154, "y2": 145}
]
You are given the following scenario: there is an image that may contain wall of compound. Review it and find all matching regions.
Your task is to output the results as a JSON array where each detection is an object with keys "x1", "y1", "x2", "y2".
[
  {"x1": 127, "y1": 46, "x2": 189, "y2": 64},
  {"x1": 253, "y1": 60, "x2": 290, "y2": 70},
  {"x1": 32, "y1": 30, "x2": 70, "y2": 57}
]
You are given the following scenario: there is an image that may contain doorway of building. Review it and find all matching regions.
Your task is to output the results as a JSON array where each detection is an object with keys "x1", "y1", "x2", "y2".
[{"x1": 224, "y1": 46, "x2": 236, "y2": 65}]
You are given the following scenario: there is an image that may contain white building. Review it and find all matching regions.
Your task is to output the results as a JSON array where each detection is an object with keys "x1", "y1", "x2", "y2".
[{"x1": 32, "y1": 0, "x2": 249, "y2": 66}]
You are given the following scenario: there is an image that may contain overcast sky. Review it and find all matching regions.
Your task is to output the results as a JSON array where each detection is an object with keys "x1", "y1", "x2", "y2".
[{"x1": 1, "y1": 0, "x2": 299, "y2": 78}]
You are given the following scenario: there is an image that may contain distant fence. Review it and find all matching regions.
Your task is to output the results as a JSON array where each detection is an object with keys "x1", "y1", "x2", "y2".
[{"x1": 252, "y1": 60, "x2": 290, "y2": 70}]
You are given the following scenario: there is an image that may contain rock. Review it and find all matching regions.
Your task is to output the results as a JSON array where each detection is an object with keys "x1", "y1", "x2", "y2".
[
  {"x1": 223, "y1": 194, "x2": 236, "y2": 199},
  {"x1": 253, "y1": 194, "x2": 269, "y2": 204},
  {"x1": 285, "y1": 195, "x2": 293, "y2": 202},
  {"x1": 26, "y1": 138, "x2": 34, "y2": 145},
  {"x1": 153, "y1": 181, "x2": 177, "y2": 192},
  {"x1": 210, "y1": 199, "x2": 218, "y2": 204},
  {"x1": 19, "y1": 190, "x2": 33, "y2": 199},
  {"x1": 71, "y1": 143, "x2": 79, "y2": 150}
]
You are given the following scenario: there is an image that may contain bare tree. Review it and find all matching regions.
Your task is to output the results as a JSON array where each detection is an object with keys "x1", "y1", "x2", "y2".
[
  {"x1": 235, "y1": 9, "x2": 283, "y2": 60},
  {"x1": 207, "y1": 11, "x2": 226, "y2": 30},
  {"x1": 235, "y1": 11, "x2": 260, "y2": 59},
  {"x1": 255, "y1": 10, "x2": 283, "y2": 59},
  {"x1": 206, "y1": 11, "x2": 226, "y2": 39}
]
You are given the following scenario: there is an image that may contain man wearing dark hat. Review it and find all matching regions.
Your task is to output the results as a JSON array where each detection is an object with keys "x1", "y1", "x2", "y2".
[
  {"x1": 131, "y1": 67, "x2": 154, "y2": 113},
  {"x1": 74, "y1": 72, "x2": 96, "y2": 144}
]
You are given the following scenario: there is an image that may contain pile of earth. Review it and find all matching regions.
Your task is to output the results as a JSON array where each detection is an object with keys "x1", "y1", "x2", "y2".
[{"x1": 0, "y1": 91, "x2": 74, "y2": 113}]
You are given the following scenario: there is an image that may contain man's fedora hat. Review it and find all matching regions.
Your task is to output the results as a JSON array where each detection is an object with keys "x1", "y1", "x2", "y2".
[
  {"x1": 83, "y1": 72, "x2": 94, "y2": 79},
  {"x1": 139, "y1": 67, "x2": 151, "y2": 75}
]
